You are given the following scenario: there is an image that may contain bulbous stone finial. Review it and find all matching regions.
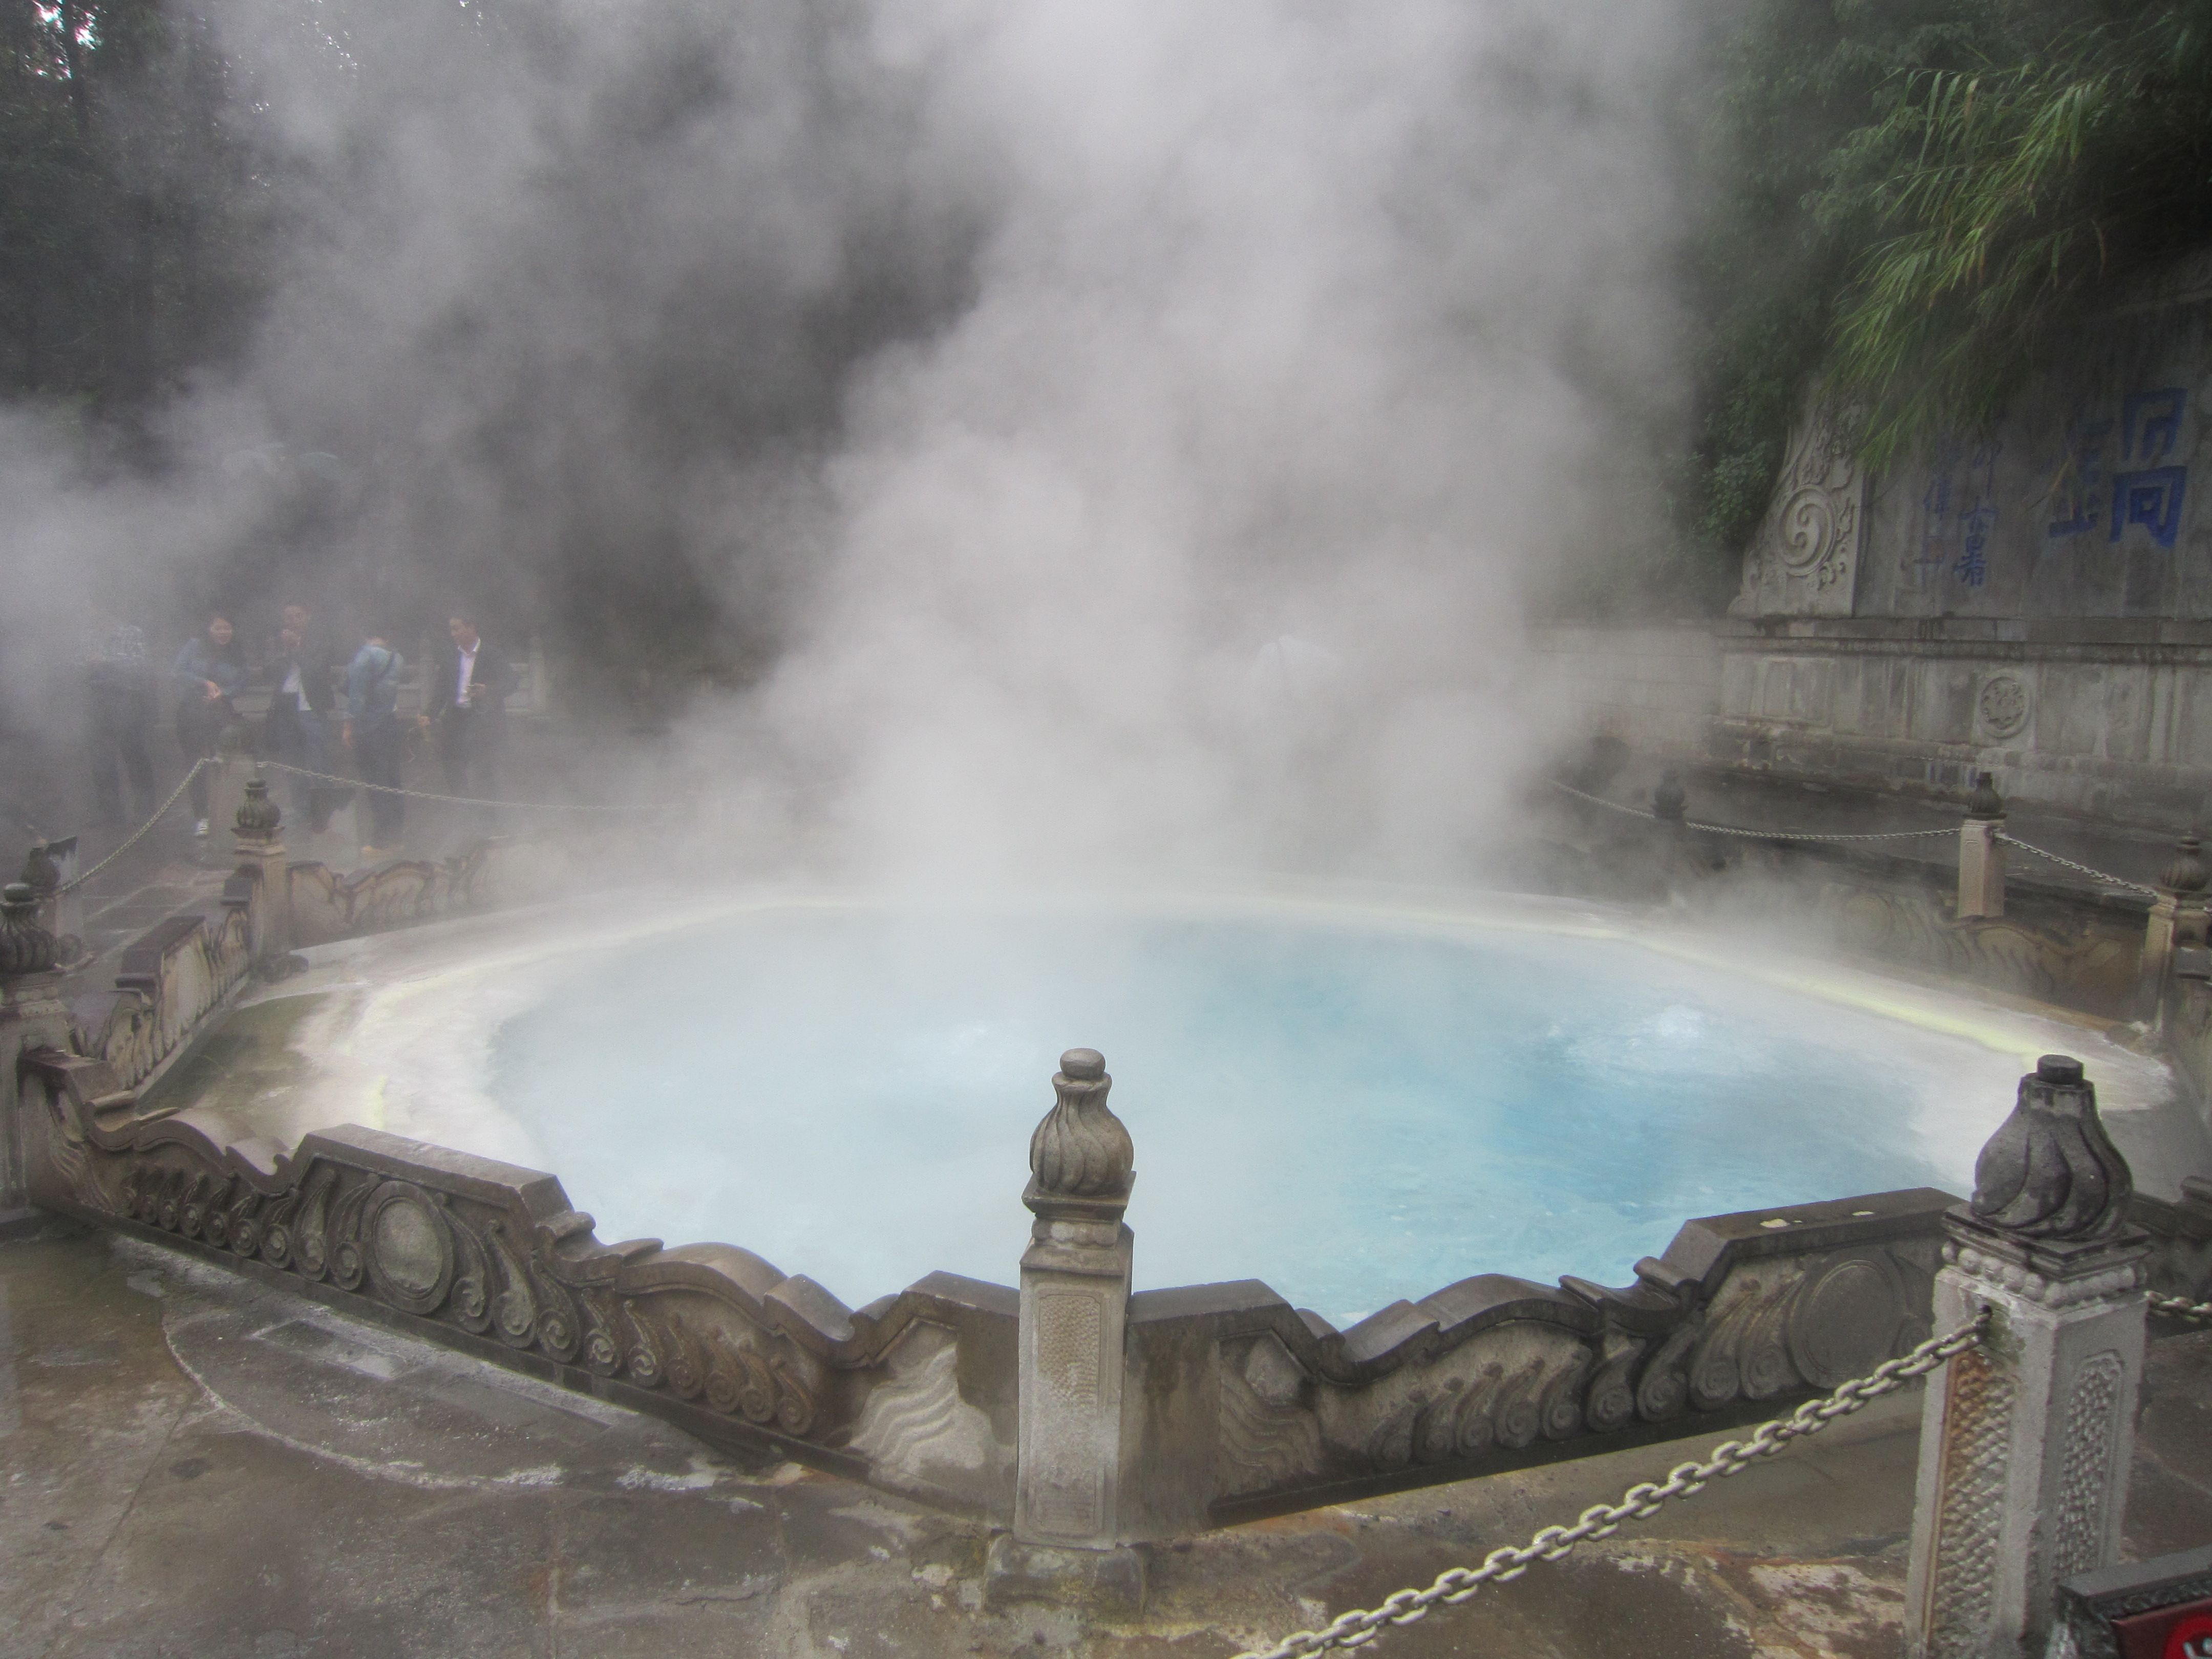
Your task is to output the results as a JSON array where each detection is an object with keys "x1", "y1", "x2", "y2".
[
  {"x1": 1969, "y1": 1055, "x2": 2133, "y2": 1241},
  {"x1": 1651, "y1": 770, "x2": 1686, "y2": 823},
  {"x1": 235, "y1": 778, "x2": 282, "y2": 838},
  {"x1": 1029, "y1": 1048, "x2": 1134, "y2": 1199},
  {"x1": 2161, "y1": 833, "x2": 2209, "y2": 896},
  {"x1": 1965, "y1": 772, "x2": 2005, "y2": 821},
  {"x1": 0, "y1": 881, "x2": 57, "y2": 976}
]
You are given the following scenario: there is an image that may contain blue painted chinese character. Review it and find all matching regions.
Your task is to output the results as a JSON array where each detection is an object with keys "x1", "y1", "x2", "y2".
[
  {"x1": 2049, "y1": 415, "x2": 2111, "y2": 539},
  {"x1": 2123, "y1": 388, "x2": 2187, "y2": 463},
  {"x1": 1953, "y1": 503, "x2": 1997, "y2": 586},
  {"x1": 2109, "y1": 466, "x2": 2188, "y2": 548}
]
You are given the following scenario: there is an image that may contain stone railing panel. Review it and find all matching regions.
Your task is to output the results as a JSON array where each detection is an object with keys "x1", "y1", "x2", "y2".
[
  {"x1": 1117, "y1": 1188, "x2": 1953, "y2": 1539},
  {"x1": 19, "y1": 1051, "x2": 1018, "y2": 1521},
  {"x1": 286, "y1": 837, "x2": 578, "y2": 948},
  {"x1": 91, "y1": 907, "x2": 253, "y2": 1092}
]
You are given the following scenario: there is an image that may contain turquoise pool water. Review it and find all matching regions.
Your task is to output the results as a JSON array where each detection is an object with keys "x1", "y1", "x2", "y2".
[{"x1": 488, "y1": 901, "x2": 1988, "y2": 1323}]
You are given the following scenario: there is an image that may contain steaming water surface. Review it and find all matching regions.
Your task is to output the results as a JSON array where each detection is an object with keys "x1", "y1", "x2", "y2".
[{"x1": 480, "y1": 900, "x2": 2065, "y2": 1324}]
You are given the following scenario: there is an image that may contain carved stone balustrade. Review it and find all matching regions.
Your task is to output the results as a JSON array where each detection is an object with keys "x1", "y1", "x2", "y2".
[
  {"x1": 20, "y1": 1048, "x2": 1020, "y2": 1522},
  {"x1": 15, "y1": 1029, "x2": 1998, "y2": 1551}
]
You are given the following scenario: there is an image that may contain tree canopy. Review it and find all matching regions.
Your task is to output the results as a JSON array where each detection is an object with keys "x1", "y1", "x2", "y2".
[{"x1": 1, "y1": 1, "x2": 280, "y2": 415}]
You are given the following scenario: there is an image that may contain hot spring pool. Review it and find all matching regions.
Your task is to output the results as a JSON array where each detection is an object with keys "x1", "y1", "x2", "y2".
[{"x1": 464, "y1": 894, "x2": 2121, "y2": 1324}]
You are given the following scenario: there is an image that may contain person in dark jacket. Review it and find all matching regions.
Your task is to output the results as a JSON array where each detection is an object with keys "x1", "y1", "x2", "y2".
[
  {"x1": 83, "y1": 605, "x2": 158, "y2": 823},
  {"x1": 419, "y1": 612, "x2": 518, "y2": 806},
  {"x1": 342, "y1": 629, "x2": 408, "y2": 856},
  {"x1": 265, "y1": 602, "x2": 343, "y2": 832},
  {"x1": 172, "y1": 612, "x2": 244, "y2": 836}
]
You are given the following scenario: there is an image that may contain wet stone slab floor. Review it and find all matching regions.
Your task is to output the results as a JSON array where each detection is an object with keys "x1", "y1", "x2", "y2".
[{"x1": 3, "y1": 1223, "x2": 2209, "y2": 1659}]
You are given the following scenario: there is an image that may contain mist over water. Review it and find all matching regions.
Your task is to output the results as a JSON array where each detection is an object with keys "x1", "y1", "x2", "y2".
[
  {"x1": 738, "y1": 3, "x2": 1696, "y2": 882},
  {"x1": 6, "y1": 0, "x2": 1695, "y2": 882}
]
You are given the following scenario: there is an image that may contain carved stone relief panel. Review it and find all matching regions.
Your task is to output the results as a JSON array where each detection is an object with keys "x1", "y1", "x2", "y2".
[
  {"x1": 1731, "y1": 404, "x2": 1866, "y2": 618},
  {"x1": 1926, "y1": 1346, "x2": 2015, "y2": 1652},
  {"x1": 2050, "y1": 1350, "x2": 2126, "y2": 1582}
]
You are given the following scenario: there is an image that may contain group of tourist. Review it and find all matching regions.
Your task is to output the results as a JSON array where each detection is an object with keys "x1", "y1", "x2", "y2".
[{"x1": 82, "y1": 603, "x2": 519, "y2": 859}]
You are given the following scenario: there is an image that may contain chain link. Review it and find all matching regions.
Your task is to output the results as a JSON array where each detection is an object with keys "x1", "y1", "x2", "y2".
[
  {"x1": 1993, "y1": 834, "x2": 2160, "y2": 896},
  {"x1": 2149, "y1": 1291, "x2": 2212, "y2": 1323},
  {"x1": 257, "y1": 759, "x2": 684, "y2": 814},
  {"x1": 1690, "y1": 820, "x2": 1958, "y2": 843},
  {"x1": 50, "y1": 758, "x2": 212, "y2": 895},
  {"x1": 1234, "y1": 1313, "x2": 1990, "y2": 1659},
  {"x1": 1549, "y1": 780, "x2": 1956, "y2": 844}
]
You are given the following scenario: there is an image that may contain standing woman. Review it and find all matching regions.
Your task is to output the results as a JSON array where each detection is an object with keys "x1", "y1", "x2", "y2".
[{"x1": 172, "y1": 611, "x2": 244, "y2": 837}]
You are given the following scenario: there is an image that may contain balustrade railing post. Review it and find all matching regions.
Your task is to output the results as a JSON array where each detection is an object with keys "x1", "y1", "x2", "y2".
[
  {"x1": 0, "y1": 883, "x2": 68, "y2": 1231},
  {"x1": 990, "y1": 1047, "x2": 1145, "y2": 1612},
  {"x1": 1904, "y1": 1055, "x2": 2150, "y2": 1659},
  {"x1": 1957, "y1": 773, "x2": 2006, "y2": 920},
  {"x1": 204, "y1": 732, "x2": 253, "y2": 861},
  {"x1": 230, "y1": 778, "x2": 299, "y2": 975},
  {"x1": 20, "y1": 839, "x2": 81, "y2": 964},
  {"x1": 2138, "y1": 834, "x2": 2208, "y2": 1025}
]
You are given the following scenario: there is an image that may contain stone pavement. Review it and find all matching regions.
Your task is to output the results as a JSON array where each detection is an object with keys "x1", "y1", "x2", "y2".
[{"x1": 4, "y1": 1222, "x2": 2208, "y2": 1659}]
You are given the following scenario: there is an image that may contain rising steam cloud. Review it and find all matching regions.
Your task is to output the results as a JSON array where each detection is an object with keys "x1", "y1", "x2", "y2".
[{"x1": 5, "y1": 0, "x2": 1694, "y2": 880}]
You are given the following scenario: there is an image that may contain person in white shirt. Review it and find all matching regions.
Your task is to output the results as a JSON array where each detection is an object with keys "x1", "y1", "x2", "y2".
[{"x1": 420, "y1": 611, "x2": 517, "y2": 808}]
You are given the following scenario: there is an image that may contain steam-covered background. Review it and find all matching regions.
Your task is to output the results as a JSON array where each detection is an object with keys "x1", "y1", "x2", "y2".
[{"x1": 3, "y1": 0, "x2": 1699, "y2": 881}]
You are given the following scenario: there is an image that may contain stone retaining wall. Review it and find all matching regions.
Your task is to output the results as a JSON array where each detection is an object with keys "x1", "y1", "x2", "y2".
[{"x1": 1527, "y1": 622, "x2": 1722, "y2": 759}]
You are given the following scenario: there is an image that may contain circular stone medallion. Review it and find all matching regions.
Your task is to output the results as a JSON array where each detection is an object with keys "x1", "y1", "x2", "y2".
[
  {"x1": 1786, "y1": 1252, "x2": 1907, "y2": 1388},
  {"x1": 361, "y1": 1183, "x2": 456, "y2": 1315},
  {"x1": 1979, "y1": 674, "x2": 2030, "y2": 740}
]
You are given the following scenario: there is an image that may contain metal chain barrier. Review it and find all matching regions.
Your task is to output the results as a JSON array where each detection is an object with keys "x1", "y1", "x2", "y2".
[
  {"x1": 1553, "y1": 782, "x2": 2163, "y2": 886},
  {"x1": 52, "y1": 758, "x2": 212, "y2": 895},
  {"x1": 1234, "y1": 1312, "x2": 1991, "y2": 1659},
  {"x1": 257, "y1": 759, "x2": 684, "y2": 814},
  {"x1": 1549, "y1": 780, "x2": 1956, "y2": 844},
  {"x1": 2149, "y1": 1291, "x2": 2212, "y2": 1323},
  {"x1": 1994, "y1": 833, "x2": 2160, "y2": 896}
]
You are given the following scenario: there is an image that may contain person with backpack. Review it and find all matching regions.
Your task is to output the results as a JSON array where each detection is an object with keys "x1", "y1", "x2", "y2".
[{"x1": 341, "y1": 629, "x2": 408, "y2": 857}]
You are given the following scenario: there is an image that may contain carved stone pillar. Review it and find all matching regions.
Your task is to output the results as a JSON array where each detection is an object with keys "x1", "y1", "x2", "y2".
[
  {"x1": 990, "y1": 1049, "x2": 1144, "y2": 1611},
  {"x1": 231, "y1": 779, "x2": 293, "y2": 968},
  {"x1": 1905, "y1": 1055, "x2": 2150, "y2": 1659},
  {"x1": 1957, "y1": 774, "x2": 2006, "y2": 920},
  {"x1": 21, "y1": 839, "x2": 82, "y2": 967},
  {"x1": 2139, "y1": 835, "x2": 2209, "y2": 1023},
  {"x1": 0, "y1": 883, "x2": 70, "y2": 1230}
]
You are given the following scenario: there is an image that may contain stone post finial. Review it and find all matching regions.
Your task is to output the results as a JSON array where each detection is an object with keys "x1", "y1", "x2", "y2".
[
  {"x1": 1029, "y1": 1048, "x2": 1134, "y2": 1201},
  {"x1": 0, "y1": 883, "x2": 57, "y2": 976},
  {"x1": 1651, "y1": 769, "x2": 1686, "y2": 824},
  {"x1": 2161, "y1": 833, "x2": 2209, "y2": 896},
  {"x1": 235, "y1": 777, "x2": 282, "y2": 840},
  {"x1": 1968, "y1": 1054, "x2": 2133, "y2": 1242},
  {"x1": 1965, "y1": 771, "x2": 2005, "y2": 821}
]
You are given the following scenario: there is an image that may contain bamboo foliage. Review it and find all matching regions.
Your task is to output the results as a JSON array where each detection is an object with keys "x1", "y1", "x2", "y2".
[{"x1": 1817, "y1": 3, "x2": 2212, "y2": 463}]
